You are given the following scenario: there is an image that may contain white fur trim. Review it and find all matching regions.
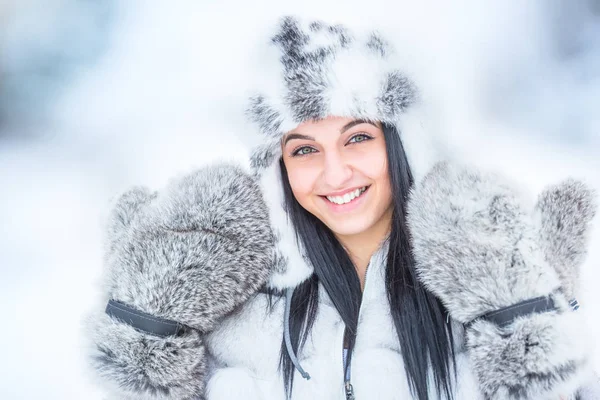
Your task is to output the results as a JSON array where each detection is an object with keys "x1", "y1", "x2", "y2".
[
  {"x1": 205, "y1": 368, "x2": 263, "y2": 400},
  {"x1": 257, "y1": 160, "x2": 314, "y2": 289}
]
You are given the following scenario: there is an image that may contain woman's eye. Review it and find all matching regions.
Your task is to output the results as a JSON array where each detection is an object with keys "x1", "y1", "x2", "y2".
[
  {"x1": 292, "y1": 146, "x2": 317, "y2": 157},
  {"x1": 347, "y1": 133, "x2": 372, "y2": 144}
]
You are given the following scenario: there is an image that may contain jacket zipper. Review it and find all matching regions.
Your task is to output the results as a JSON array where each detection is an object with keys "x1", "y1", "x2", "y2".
[
  {"x1": 343, "y1": 261, "x2": 371, "y2": 400},
  {"x1": 343, "y1": 347, "x2": 355, "y2": 399}
]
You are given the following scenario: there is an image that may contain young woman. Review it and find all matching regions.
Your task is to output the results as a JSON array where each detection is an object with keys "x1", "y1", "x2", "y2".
[{"x1": 87, "y1": 16, "x2": 598, "y2": 400}]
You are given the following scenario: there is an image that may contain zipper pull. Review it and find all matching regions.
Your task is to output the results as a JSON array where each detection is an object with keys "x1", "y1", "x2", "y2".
[{"x1": 345, "y1": 381, "x2": 355, "y2": 400}]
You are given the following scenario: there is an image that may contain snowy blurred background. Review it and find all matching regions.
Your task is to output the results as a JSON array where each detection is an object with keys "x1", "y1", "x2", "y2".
[{"x1": 1, "y1": 0, "x2": 598, "y2": 398}]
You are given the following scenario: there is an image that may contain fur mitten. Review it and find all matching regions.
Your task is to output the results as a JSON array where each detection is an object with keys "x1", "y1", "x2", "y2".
[
  {"x1": 407, "y1": 161, "x2": 597, "y2": 400},
  {"x1": 85, "y1": 164, "x2": 276, "y2": 399}
]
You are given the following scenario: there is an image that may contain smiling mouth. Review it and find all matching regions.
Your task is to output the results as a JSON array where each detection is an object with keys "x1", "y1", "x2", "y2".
[{"x1": 322, "y1": 185, "x2": 370, "y2": 205}]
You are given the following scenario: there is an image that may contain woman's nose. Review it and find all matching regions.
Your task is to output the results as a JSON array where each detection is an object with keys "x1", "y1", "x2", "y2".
[{"x1": 322, "y1": 151, "x2": 352, "y2": 189}]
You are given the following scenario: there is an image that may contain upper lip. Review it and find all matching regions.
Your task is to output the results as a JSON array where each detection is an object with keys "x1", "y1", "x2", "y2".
[{"x1": 321, "y1": 185, "x2": 369, "y2": 197}]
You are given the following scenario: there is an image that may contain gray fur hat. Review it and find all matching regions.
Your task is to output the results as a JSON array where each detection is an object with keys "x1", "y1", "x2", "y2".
[{"x1": 246, "y1": 16, "x2": 438, "y2": 290}]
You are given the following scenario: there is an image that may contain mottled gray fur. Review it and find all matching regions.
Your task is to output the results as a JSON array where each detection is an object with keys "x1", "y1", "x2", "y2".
[
  {"x1": 86, "y1": 164, "x2": 276, "y2": 399},
  {"x1": 249, "y1": 141, "x2": 280, "y2": 173},
  {"x1": 246, "y1": 16, "x2": 417, "y2": 165},
  {"x1": 535, "y1": 179, "x2": 597, "y2": 300},
  {"x1": 407, "y1": 161, "x2": 597, "y2": 400}
]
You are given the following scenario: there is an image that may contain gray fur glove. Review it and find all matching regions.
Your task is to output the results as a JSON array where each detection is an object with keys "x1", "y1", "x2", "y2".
[
  {"x1": 407, "y1": 161, "x2": 597, "y2": 400},
  {"x1": 85, "y1": 164, "x2": 276, "y2": 400}
]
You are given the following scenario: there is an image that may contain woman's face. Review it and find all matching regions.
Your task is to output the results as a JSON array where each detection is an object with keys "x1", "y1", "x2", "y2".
[{"x1": 281, "y1": 116, "x2": 393, "y2": 237}]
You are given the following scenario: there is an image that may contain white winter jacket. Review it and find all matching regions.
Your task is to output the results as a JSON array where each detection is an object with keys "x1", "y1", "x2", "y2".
[{"x1": 204, "y1": 238, "x2": 482, "y2": 400}]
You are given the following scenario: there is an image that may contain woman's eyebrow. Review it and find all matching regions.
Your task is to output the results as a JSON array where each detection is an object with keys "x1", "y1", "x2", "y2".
[
  {"x1": 340, "y1": 119, "x2": 377, "y2": 133},
  {"x1": 283, "y1": 133, "x2": 314, "y2": 145}
]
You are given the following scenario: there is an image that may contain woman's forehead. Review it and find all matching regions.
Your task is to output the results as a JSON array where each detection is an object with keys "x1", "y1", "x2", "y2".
[{"x1": 294, "y1": 116, "x2": 355, "y2": 131}]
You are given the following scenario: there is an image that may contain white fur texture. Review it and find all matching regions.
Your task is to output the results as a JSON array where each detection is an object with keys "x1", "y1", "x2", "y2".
[{"x1": 257, "y1": 161, "x2": 314, "y2": 289}]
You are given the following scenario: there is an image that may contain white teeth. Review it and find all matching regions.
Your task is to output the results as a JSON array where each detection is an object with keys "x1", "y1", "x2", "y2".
[{"x1": 326, "y1": 186, "x2": 368, "y2": 205}]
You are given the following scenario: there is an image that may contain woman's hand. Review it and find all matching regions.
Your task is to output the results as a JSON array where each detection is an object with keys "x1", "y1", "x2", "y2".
[
  {"x1": 407, "y1": 161, "x2": 597, "y2": 400},
  {"x1": 85, "y1": 163, "x2": 277, "y2": 399}
]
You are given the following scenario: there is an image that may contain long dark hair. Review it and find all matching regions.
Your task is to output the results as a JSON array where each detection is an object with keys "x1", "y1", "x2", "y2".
[{"x1": 277, "y1": 122, "x2": 456, "y2": 400}]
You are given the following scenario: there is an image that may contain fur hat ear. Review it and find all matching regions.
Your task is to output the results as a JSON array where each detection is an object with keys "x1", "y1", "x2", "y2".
[{"x1": 534, "y1": 179, "x2": 597, "y2": 300}]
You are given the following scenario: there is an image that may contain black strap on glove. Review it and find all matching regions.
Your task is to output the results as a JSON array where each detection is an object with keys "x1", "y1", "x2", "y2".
[
  {"x1": 466, "y1": 296, "x2": 559, "y2": 329},
  {"x1": 105, "y1": 299, "x2": 187, "y2": 338}
]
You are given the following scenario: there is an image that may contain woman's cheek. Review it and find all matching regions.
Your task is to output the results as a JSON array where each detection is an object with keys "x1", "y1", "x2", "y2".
[
  {"x1": 287, "y1": 164, "x2": 320, "y2": 203},
  {"x1": 358, "y1": 148, "x2": 388, "y2": 178}
]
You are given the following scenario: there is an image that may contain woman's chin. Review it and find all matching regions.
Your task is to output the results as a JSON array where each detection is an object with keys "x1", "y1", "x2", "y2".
[{"x1": 323, "y1": 218, "x2": 375, "y2": 238}]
